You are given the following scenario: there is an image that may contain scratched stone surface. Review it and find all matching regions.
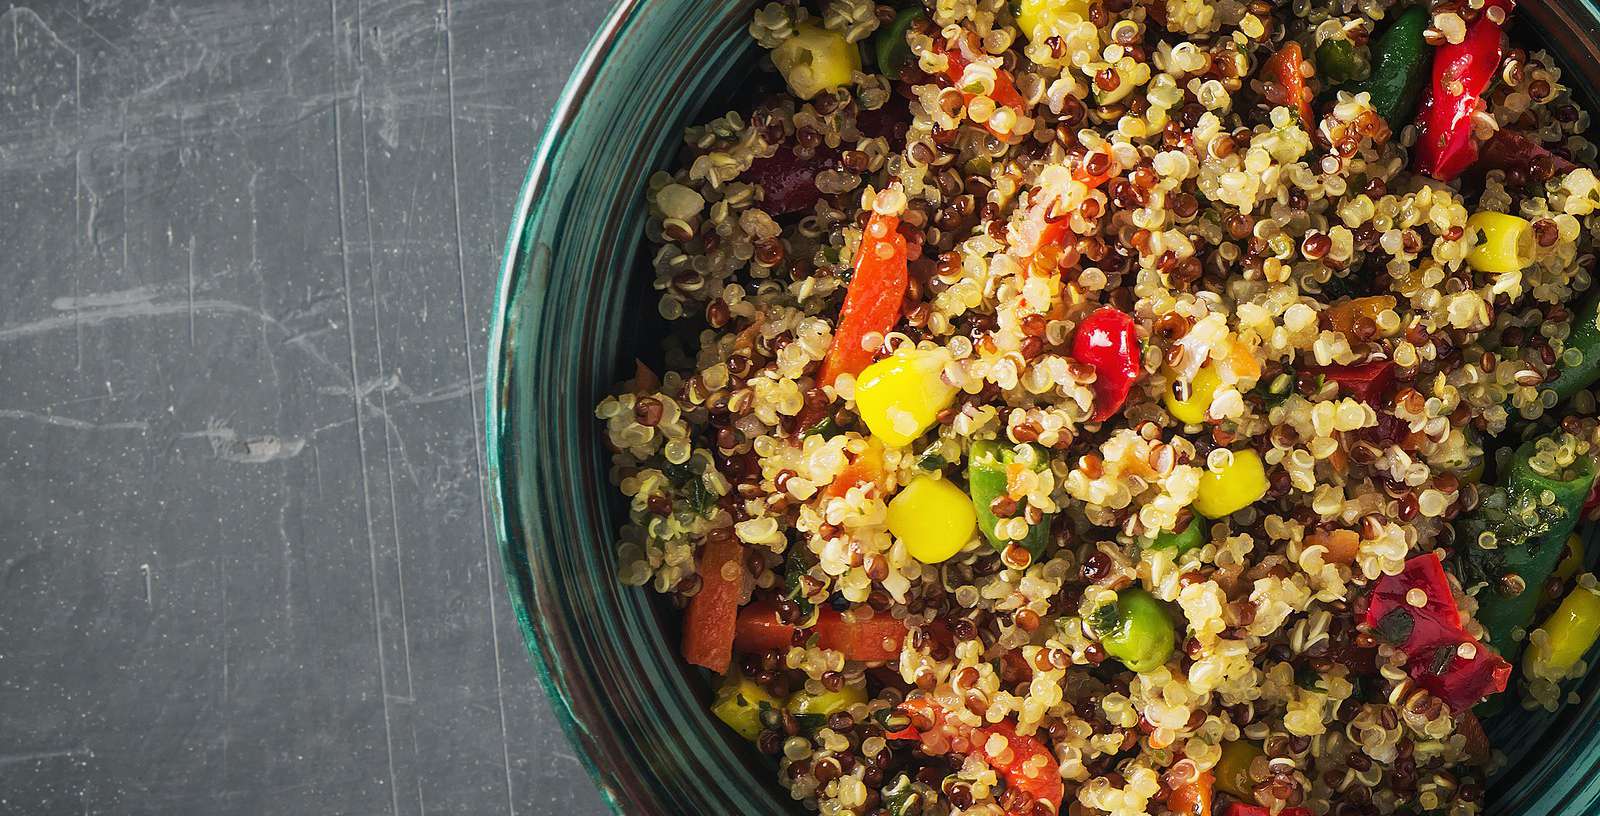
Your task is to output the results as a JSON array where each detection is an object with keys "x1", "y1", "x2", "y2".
[{"x1": 0, "y1": 1, "x2": 614, "y2": 814}]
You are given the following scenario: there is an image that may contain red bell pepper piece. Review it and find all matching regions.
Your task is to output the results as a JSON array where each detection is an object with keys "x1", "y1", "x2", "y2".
[
  {"x1": 732, "y1": 600, "x2": 909, "y2": 661},
  {"x1": 1317, "y1": 360, "x2": 1395, "y2": 405},
  {"x1": 889, "y1": 698, "x2": 1063, "y2": 815},
  {"x1": 821, "y1": 440, "x2": 885, "y2": 499},
  {"x1": 816, "y1": 211, "x2": 909, "y2": 387},
  {"x1": 1227, "y1": 806, "x2": 1313, "y2": 816},
  {"x1": 1363, "y1": 554, "x2": 1512, "y2": 711},
  {"x1": 1071, "y1": 307, "x2": 1142, "y2": 422},
  {"x1": 1415, "y1": 0, "x2": 1513, "y2": 181},
  {"x1": 934, "y1": 41, "x2": 1028, "y2": 140},
  {"x1": 1263, "y1": 42, "x2": 1315, "y2": 128},
  {"x1": 682, "y1": 534, "x2": 747, "y2": 672}
]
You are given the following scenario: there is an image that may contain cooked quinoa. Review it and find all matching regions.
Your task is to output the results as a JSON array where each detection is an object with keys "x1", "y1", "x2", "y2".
[{"x1": 595, "y1": 0, "x2": 1600, "y2": 814}]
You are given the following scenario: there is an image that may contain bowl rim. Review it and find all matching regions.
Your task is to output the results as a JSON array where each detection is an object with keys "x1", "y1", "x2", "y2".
[
  {"x1": 485, "y1": 2, "x2": 1600, "y2": 814},
  {"x1": 483, "y1": 0, "x2": 642, "y2": 812}
]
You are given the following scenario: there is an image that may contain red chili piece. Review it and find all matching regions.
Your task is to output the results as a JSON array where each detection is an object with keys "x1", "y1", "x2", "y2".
[
  {"x1": 1071, "y1": 307, "x2": 1142, "y2": 422},
  {"x1": 1415, "y1": 0, "x2": 1514, "y2": 181}
]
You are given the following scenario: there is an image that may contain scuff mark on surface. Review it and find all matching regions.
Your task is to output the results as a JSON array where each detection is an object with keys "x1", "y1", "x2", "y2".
[
  {"x1": 182, "y1": 421, "x2": 307, "y2": 463},
  {"x1": 0, "y1": 408, "x2": 150, "y2": 432}
]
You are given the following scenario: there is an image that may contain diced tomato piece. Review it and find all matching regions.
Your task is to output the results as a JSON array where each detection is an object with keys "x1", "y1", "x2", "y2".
[{"x1": 1071, "y1": 307, "x2": 1142, "y2": 422}]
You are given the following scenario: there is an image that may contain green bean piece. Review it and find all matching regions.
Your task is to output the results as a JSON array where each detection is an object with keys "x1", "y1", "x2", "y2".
[
  {"x1": 967, "y1": 439, "x2": 1053, "y2": 559},
  {"x1": 1456, "y1": 433, "x2": 1597, "y2": 665},
  {"x1": 1089, "y1": 587, "x2": 1177, "y2": 673},
  {"x1": 1545, "y1": 293, "x2": 1600, "y2": 402},
  {"x1": 1348, "y1": 6, "x2": 1431, "y2": 129},
  {"x1": 874, "y1": 7, "x2": 924, "y2": 77}
]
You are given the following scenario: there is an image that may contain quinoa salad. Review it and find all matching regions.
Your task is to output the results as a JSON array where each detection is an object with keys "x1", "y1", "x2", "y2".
[{"x1": 593, "y1": 0, "x2": 1600, "y2": 814}]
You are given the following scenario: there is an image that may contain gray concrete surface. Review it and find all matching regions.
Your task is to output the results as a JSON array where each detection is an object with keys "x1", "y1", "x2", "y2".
[{"x1": 0, "y1": 1, "x2": 613, "y2": 813}]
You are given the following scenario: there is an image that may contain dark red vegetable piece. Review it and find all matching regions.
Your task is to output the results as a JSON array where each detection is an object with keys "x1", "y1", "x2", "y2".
[
  {"x1": 1317, "y1": 360, "x2": 1395, "y2": 405},
  {"x1": 745, "y1": 145, "x2": 831, "y2": 215}
]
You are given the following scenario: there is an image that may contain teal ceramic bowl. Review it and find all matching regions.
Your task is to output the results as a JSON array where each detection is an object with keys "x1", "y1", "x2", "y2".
[{"x1": 486, "y1": 1, "x2": 1600, "y2": 813}]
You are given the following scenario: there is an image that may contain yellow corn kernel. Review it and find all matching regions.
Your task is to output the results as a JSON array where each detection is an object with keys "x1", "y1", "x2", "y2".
[
  {"x1": 711, "y1": 674, "x2": 781, "y2": 742},
  {"x1": 887, "y1": 476, "x2": 977, "y2": 563},
  {"x1": 854, "y1": 348, "x2": 958, "y2": 447},
  {"x1": 1556, "y1": 534, "x2": 1586, "y2": 585},
  {"x1": 1193, "y1": 448, "x2": 1269, "y2": 518},
  {"x1": 787, "y1": 682, "x2": 867, "y2": 718},
  {"x1": 1016, "y1": 0, "x2": 1090, "y2": 43},
  {"x1": 1165, "y1": 365, "x2": 1222, "y2": 425},
  {"x1": 1465, "y1": 211, "x2": 1536, "y2": 274},
  {"x1": 1214, "y1": 740, "x2": 1264, "y2": 800},
  {"x1": 772, "y1": 23, "x2": 860, "y2": 100},
  {"x1": 1525, "y1": 582, "x2": 1600, "y2": 681}
]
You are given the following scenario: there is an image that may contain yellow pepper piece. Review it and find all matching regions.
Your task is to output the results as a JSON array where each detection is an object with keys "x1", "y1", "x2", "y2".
[
  {"x1": 1525, "y1": 582, "x2": 1600, "y2": 681},
  {"x1": 1325, "y1": 295, "x2": 1395, "y2": 335},
  {"x1": 854, "y1": 348, "x2": 959, "y2": 447},
  {"x1": 1165, "y1": 365, "x2": 1222, "y2": 425},
  {"x1": 772, "y1": 24, "x2": 860, "y2": 100},
  {"x1": 1465, "y1": 211, "x2": 1536, "y2": 274},
  {"x1": 787, "y1": 682, "x2": 867, "y2": 718},
  {"x1": 1193, "y1": 448, "x2": 1269, "y2": 518},
  {"x1": 1016, "y1": 0, "x2": 1090, "y2": 43},
  {"x1": 1214, "y1": 740, "x2": 1264, "y2": 800},
  {"x1": 1556, "y1": 534, "x2": 1586, "y2": 585},
  {"x1": 887, "y1": 476, "x2": 977, "y2": 563},
  {"x1": 711, "y1": 674, "x2": 781, "y2": 742}
]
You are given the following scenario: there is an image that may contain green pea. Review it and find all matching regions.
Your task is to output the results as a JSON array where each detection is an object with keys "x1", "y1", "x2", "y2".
[
  {"x1": 1089, "y1": 588, "x2": 1177, "y2": 673},
  {"x1": 1149, "y1": 515, "x2": 1206, "y2": 553},
  {"x1": 874, "y1": 7, "x2": 924, "y2": 77}
]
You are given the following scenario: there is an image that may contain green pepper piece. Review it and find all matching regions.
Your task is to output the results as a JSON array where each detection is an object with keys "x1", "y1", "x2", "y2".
[
  {"x1": 967, "y1": 439, "x2": 1053, "y2": 559},
  {"x1": 1456, "y1": 433, "x2": 1597, "y2": 665},
  {"x1": 874, "y1": 7, "x2": 924, "y2": 77},
  {"x1": 1150, "y1": 515, "x2": 1206, "y2": 553},
  {"x1": 1545, "y1": 293, "x2": 1600, "y2": 402},
  {"x1": 1348, "y1": 6, "x2": 1431, "y2": 129},
  {"x1": 1316, "y1": 37, "x2": 1368, "y2": 85},
  {"x1": 1088, "y1": 587, "x2": 1177, "y2": 672}
]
